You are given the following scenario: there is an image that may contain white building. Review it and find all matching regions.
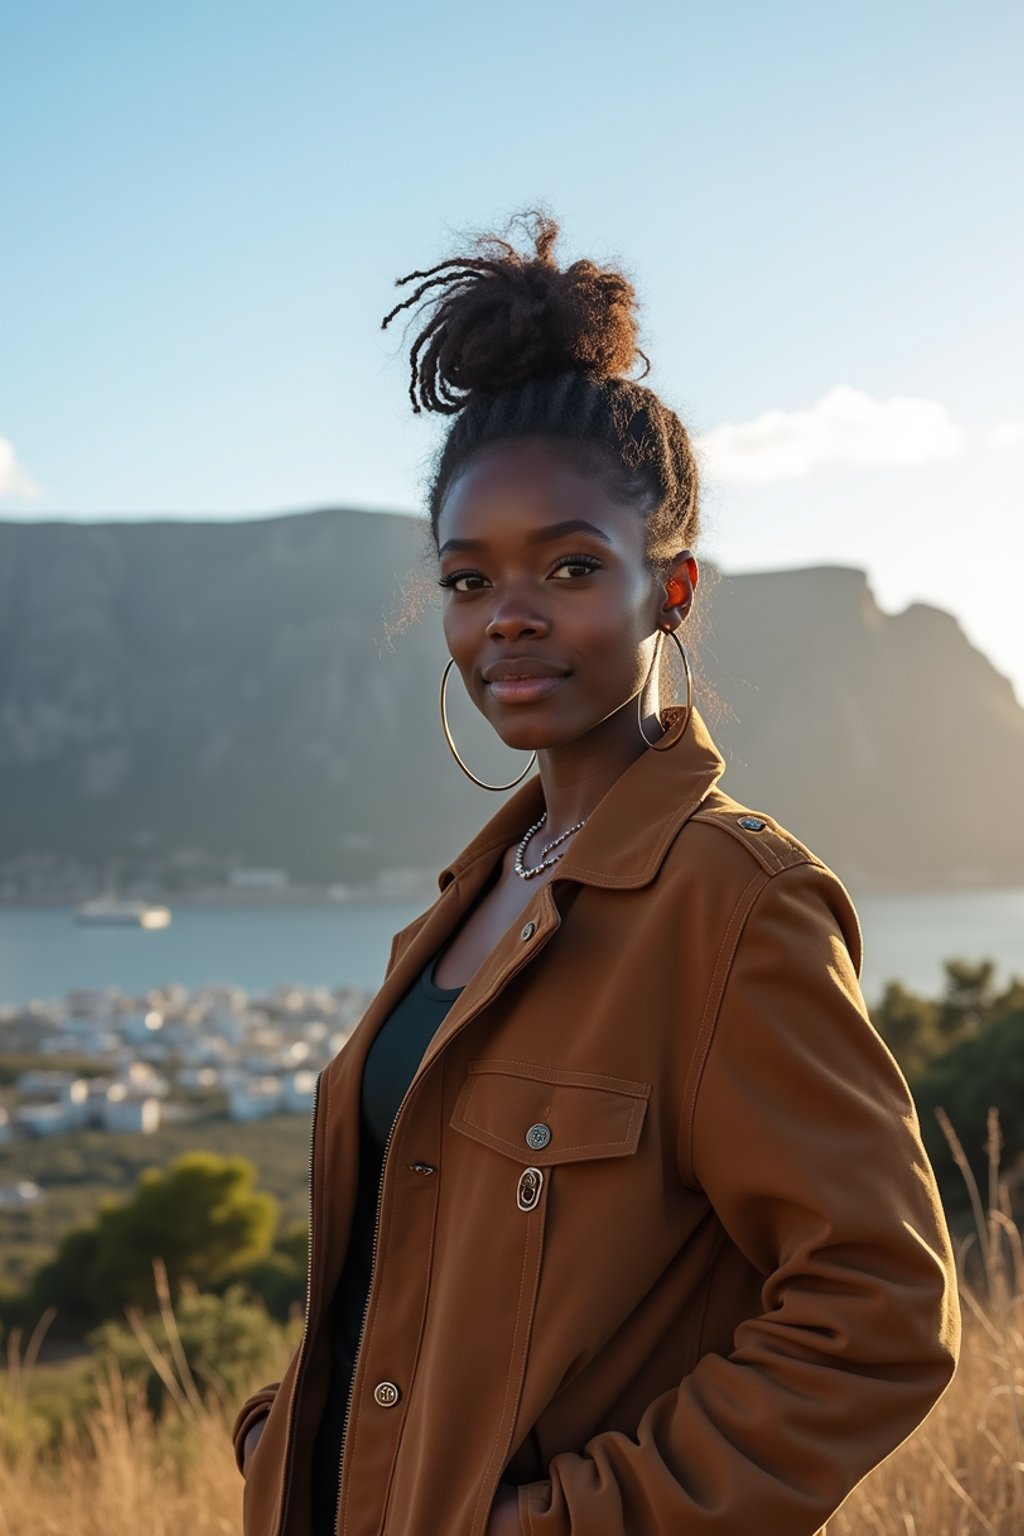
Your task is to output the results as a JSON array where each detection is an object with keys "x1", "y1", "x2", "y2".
[
  {"x1": 227, "y1": 1075, "x2": 283, "y2": 1122},
  {"x1": 118, "y1": 1010, "x2": 166, "y2": 1045},
  {"x1": 202, "y1": 1002, "x2": 247, "y2": 1045},
  {"x1": 281, "y1": 1070, "x2": 317, "y2": 1113},
  {"x1": 101, "y1": 1090, "x2": 160, "y2": 1134},
  {"x1": 83, "y1": 1077, "x2": 115, "y2": 1112},
  {"x1": 14, "y1": 1101, "x2": 77, "y2": 1137},
  {"x1": 277, "y1": 1039, "x2": 312, "y2": 1069},
  {"x1": 176, "y1": 1065, "x2": 224, "y2": 1091},
  {"x1": 39, "y1": 1028, "x2": 121, "y2": 1056},
  {"x1": 116, "y1": 1062, "x2": 170, "y2": 1097},
  {"x1": 16, "y1": 1069, "x2": 88, "y2": 1101}
]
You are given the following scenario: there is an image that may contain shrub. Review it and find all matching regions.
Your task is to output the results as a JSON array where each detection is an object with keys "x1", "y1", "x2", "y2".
[{"x1": 85, "y1": 1263, "x2": 297, "y2": 1421}]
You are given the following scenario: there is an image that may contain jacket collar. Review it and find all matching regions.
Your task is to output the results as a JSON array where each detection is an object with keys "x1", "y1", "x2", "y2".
[{"x1": 437, "y1": 704, "x2": 726, "y2": 894}]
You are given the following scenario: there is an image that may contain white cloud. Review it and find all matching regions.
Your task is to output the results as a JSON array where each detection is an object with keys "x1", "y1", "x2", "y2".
[
  {"x1": 697, "y1": 385, "x2": 966, "y2": 485},
  {"x1": 988, "y1": 420, "x2": 1024, "y2": 450},
  {"x1": 700, "y1": 417, "x2": 1024, "y2": 710},
  {"x1": 0, "y1": 436, "x2": 41, "y2": 500}
]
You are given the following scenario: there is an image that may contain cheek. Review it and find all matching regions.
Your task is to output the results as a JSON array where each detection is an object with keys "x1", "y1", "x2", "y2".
[
  {"x1": 441, "y1": 607, "x2": 487, "y2": 700},
  {"x1": 616, "y1": 643, "x2": 655, "y2": 701},
  {"x1": 441, "y1": 604, "x2": 473, "y2": 658},
  {"x1": 576, "y1": 596, "x2": 652, "y2": 689}
]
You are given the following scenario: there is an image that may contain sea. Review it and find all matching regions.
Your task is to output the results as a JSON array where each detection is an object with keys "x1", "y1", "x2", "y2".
[{"x1": 1, "y1": 888, "x2": 1023, "y2": 1013}]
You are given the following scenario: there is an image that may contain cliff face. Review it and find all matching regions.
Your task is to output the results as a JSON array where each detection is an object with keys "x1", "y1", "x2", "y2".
[
  {"x1": 1, "y1": 510, "x2": 1021, "y2": 891},
  {"x1": 697, "y1": 564, "x2": 1024, "y2": 887}
]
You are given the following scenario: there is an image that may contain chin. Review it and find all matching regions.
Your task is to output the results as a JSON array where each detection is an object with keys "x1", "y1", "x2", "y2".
[
  {"x1": 489, "y1": 726, "x2": 545, "y2": 754},
  {"x1": 488, "y1": 713, "x2": 580, "y2": 754}
]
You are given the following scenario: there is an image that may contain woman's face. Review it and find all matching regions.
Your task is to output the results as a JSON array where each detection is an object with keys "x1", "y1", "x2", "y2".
[{"x1": 435, "y1": 436, "x2": 695, "y2": 755}]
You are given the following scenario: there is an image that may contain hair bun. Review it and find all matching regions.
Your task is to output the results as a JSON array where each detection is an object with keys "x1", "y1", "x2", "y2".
[{"x1": 382, "y1": 209, "x2": 650, "y2": 414}]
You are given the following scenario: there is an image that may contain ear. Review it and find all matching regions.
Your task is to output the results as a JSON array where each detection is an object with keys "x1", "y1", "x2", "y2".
[{"x1": 661, "y1": 553, "x2": 698, "y2": 625}]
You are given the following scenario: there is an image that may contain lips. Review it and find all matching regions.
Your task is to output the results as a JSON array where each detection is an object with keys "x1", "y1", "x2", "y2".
[
  {"x1": 482, "y1": 656, "x2": 570, "y2": 706},
  {"x1": 483, "y1": 657, "x2": 569, "y2": 682}
]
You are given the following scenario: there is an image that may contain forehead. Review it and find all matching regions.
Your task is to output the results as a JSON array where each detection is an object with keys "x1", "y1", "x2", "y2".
[{"x1": 436, "y1": 436, "x2": 644, "y2": 554}]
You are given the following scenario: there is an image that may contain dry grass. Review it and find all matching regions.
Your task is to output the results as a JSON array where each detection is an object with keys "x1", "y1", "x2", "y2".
[
  {"x1": 0, "y1": 1370, "x2": 243, "y2": 1536},
  {"x1": 0, "y1": 1261, "x2": 246, "y2": 1536},
  {"x1": 831, "y1": 1108, "x2": 1024, "y2": 1534},
  {"x1": 1, "y1": 1113, "x2": 1021, "y2": 1535}
]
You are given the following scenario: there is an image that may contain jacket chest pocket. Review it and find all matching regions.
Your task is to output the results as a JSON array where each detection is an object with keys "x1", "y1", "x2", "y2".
[
  {"x1": 441, "y1": 1059, "x2": 652, "y2": 1536},
  {"x1": 450, "y1": 1057, "x2": 651, "y2": 1200}
]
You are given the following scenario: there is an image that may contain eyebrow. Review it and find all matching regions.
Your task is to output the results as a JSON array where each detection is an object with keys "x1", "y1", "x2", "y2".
[{"x1": 437, "y1": 519, "x2": 616, "y2": 557}]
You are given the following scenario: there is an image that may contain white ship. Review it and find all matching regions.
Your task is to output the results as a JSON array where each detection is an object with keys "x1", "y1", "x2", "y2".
[{"x1": 75, "y1": 896, "x2": 172, "y2": 928}]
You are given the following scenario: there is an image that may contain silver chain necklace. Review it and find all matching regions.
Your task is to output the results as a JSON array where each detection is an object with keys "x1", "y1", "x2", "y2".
[{"x1": 514, "y1": 811, "x2": 587, "y2": 880}]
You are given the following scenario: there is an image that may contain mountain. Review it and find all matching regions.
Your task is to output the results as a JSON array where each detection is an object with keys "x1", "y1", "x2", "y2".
[
  {"x1": 1, "y1": 509, "x2": 1021, "y2": 893},
  {"x1": 696, "y1": 564, "x2": 1024, "y2": 888}
]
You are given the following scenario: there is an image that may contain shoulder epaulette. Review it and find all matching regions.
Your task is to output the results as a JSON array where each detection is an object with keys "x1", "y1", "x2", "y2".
[{"x1": 689, "y1": 792, "x2": 824, "y2": 878}]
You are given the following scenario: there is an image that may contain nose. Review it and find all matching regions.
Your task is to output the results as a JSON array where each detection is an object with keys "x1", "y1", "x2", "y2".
[{"x1": 485, "y1": 599, "x2": 550, "y2": 642}]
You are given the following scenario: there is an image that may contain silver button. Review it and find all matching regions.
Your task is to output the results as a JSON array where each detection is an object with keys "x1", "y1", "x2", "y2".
[
  {"x1": 373, "y1": 1381, "x2": 400, "y2": 1407},
  {"x1": 738, "y1": 816, "x2": 765, "y2": 831},
  {"x1": 525, "y1": 1122, "x2": 551, "y2": 1149},
  {"x1": 520, "y1": 921, "x2": 536, "y2": 941}
]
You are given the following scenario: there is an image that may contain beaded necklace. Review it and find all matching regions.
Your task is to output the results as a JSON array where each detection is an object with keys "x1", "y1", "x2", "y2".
[{"x1": 514, "y1": 811, "x2": 587, "y2": 880}]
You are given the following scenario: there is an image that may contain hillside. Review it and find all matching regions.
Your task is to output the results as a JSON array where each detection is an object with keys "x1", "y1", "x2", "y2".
[{"x1": 1, "y1": 508, "x2": 1022, "y2": 891}]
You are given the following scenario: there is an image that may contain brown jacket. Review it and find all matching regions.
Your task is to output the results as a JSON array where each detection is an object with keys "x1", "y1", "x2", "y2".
[{"x1": 231, "y1": 704, "x2": 961, "y2": 1536}]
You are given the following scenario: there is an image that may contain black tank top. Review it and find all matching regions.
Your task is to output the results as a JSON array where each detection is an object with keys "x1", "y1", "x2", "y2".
[{"x1": 310, "y1": 949, "x2": 465, "y2": 1535}]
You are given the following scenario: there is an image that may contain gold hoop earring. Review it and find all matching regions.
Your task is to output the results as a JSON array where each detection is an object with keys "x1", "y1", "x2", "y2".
[
  {"x1": 638, "y1": 628, "x2": 693, "y2": 748},
  {"x1": 439, "y1": 658, "x2": 538, "y2": 791}
]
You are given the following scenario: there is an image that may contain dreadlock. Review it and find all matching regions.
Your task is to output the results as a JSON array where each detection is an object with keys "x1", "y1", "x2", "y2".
[{"x1": 380, "y1": 208, "x2": 701, "y2": 576}]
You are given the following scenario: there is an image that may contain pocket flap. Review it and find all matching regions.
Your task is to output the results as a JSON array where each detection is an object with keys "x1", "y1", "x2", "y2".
[{"x1": 450, "y1": 1058, "x2": 651, "y2": 1165}]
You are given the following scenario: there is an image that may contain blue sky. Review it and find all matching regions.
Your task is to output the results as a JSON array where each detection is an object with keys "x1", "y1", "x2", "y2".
[{"x1": 2, "y1": 1, "x2": 1022, "y2": 700}]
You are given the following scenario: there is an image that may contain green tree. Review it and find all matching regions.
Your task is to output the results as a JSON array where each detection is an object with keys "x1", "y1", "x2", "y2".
[
  {"x1": 227, "y1": 1217, "x2": 309, "y2": 1320},
  {"x1": 872, "y1": 980, "x2": 941, "y2": 1078},
  {"x1": 25, "y1": 1226, "x2": 102, "y2": 1329},
  {"x1": 936, "y1": 957, "x2": 997, "y2": 1046},
  {"x1": 30, "y1": 1152, "x2": 277, "y2": 1329},
  {"x1": 913, "y1": 1000, "x2": 1024, "y2": 1197}
]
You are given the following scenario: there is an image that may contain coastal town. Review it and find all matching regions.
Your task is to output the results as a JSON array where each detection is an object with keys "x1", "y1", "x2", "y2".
[{"x1": 0, "y1": 974, "x2": 374, "y2": 1201}]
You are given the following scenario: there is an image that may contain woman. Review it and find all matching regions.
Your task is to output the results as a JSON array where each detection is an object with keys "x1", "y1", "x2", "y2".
[{"x1": 231, "y1": 211, "x2": 961, "y2": 1536}]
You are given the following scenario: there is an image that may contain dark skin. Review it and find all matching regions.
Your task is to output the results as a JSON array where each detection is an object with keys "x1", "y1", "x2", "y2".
[
  {"x1": 432, "y1": 434, "x2": 697, "y2": 993},
  {"x1": 241, "y1": 438, "x2": 698, "y2": 1530},
  {"x1": 435, "y1": 435, "x2": 696, "y2": 1534}
]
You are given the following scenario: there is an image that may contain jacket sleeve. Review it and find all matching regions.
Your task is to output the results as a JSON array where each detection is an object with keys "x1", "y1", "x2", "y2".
[
  {"x1": 517, "y1": 860, "x2": 961, "y2": 1536},
  {"x1": 230, "y1": 1380, "x2": 280, "y2": 1475}
]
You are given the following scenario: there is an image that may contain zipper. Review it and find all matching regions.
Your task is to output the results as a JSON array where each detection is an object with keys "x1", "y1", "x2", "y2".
[
  {"x1": 333, "y1": 897, "x2": 557, "y2": 1536},
  {"x1": 332, "y1": 1090, "x2": 399, "y2": 1536},
  {"x1": 274, "y1": 1067, "x2": 323, "y2": 1536}
]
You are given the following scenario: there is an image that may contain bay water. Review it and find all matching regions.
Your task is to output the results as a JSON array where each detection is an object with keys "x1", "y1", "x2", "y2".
[{"x1": 1, "y1": 887, "x2": 1023, "y2": 1014}]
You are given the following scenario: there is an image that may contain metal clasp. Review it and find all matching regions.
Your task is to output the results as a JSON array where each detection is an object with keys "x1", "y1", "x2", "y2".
[{"x1": 516, "y1": 1166, "x2": 544, "y2": 1211}]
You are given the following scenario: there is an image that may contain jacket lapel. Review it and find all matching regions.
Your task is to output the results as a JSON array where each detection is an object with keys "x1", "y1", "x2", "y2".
[
  {"x1": 325, "y1": 706, "x2": 727, "y2": 1120},
  {"x1": 435, "y1": 703, "x2": 726, "y2": 895}
]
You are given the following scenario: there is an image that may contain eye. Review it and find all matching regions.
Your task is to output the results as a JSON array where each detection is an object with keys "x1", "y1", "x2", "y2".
[
  {"x1": 550, "y1": 554, "x2": 602, "y2": 580},
  {"x1": 437, "y1": 569, "x2": 489, "y2": 593}
]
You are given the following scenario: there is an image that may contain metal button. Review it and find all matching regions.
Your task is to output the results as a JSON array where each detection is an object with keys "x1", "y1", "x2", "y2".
[
  {"x1": 373, "y1": 1381, "x2": 400, "y2": 1407},
  {"x1": 517, "y1": 1167, "x2": 544, "y2": 1211},
  {"x1": 525, "y1": 1122, "x2": 551, "y2": 1149},
  {"x1": 520, "y1": 921, "x2": 536, "y2": 941},
  {"x1": 738, "y1": 816, "x2": 766, "y2": 831}
]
